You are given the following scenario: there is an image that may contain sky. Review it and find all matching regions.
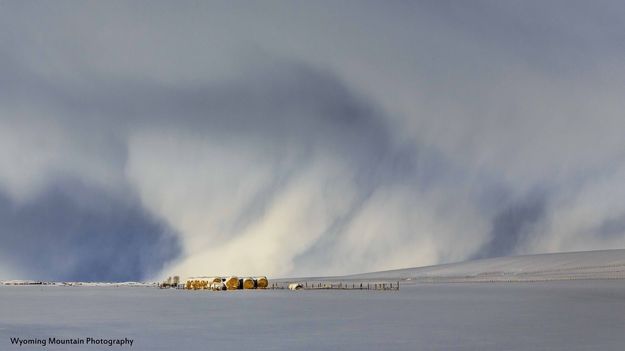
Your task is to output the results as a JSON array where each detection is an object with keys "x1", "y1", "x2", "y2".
[{"x1": 1, "y1": 1, "x2": 625, "y2": 281}]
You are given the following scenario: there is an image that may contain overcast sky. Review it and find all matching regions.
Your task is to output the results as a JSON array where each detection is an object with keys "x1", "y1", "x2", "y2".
[{"x1": 1, "y1": 1, "x2": 625, "y2": 281}]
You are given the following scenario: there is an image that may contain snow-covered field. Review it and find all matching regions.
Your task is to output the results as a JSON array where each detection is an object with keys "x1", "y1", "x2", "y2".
[
  {"x1": 2, "y1": 250, "x2": 625, "y2": 350},
  {"x1": 2, "y1": 281, "x2": 625, "y2": 350},
  {"x1": 343, "y1": 249, "x2": 625, "y2": 282}
]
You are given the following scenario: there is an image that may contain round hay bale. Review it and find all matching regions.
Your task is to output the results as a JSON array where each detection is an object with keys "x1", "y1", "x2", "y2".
[
  {"x1": 224, "y1": 276, "x2": 239, "y2": 290},
  {"x1": 255, "y1": 276, "x2": 269, "y2": 289},
  {"x1": 242, "y1": 277, "x2": 255, "y2": 289},
  {"x1": 288, "y1": 283, "x2": 303, "y2": 291},
  {"x1": 210, "y1": 282, "x2": 226, "y2": 291}
]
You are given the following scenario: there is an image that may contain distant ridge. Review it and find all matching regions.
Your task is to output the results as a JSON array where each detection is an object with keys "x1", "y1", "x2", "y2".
[{"x1": 342, "y1": 249, "x2": 625, "y2": 282}]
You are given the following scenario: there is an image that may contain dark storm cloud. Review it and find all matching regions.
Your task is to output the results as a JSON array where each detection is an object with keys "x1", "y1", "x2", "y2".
[
  {"x1": 0, "y1": 46, "x2": 404, "y2": 278},
  {"x1": 0, "y1": 180, "x2": 181, "y2": 281},
  {"x1": 2, "y1": 0, "x2": 625, "y2": 279},
  {"x1": 477, "y1": 191, "x2": 548, "y2": 259},
  {"x1": 0, "y1": 50, "x2": 391, "y2": 161},
  {"x1": 419, "y1": 0, "x2": 625, "y2": 73},
  {"x1": 595, "y1": 213, "x2": 625, "y2": 239}
]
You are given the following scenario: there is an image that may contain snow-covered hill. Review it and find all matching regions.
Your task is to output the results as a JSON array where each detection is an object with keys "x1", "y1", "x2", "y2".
[{"x1": 342, "y1": 249, "x2": 625, "y2": 282}]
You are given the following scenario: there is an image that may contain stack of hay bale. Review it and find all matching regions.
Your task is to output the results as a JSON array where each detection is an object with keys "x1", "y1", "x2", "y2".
[{"x1": 181, "y1": 276, "x2": 270, "y2": 291}]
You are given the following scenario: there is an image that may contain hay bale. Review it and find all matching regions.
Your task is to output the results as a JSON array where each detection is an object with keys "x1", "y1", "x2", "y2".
[
  {"x1": 186, "y1": 277, "x2": 221, "y2": 290},
  {"x1": 288, "y1": 283, "x2": 303, "y2": 291},
  {"x1": 255, "y1": 276, "x2": 269, "y2": 289},
  {"x1": 224, "y1": 276, "x2": 239, "y2": 290},
  {"x1": 242, "y1": 277, "x2": 255, "y2": 289},
  {"x1": 211, "y1": 282, "x2": 226, "y2": 291}
]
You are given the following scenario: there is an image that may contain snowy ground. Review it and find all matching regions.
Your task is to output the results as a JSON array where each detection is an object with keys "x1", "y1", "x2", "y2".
[
  {"x1": 2, "y1": 250, "x2": 625, "y2": 350},
  {"x1": 1, "y1": 280, "x2": 625, "y2": 351},
  {"x1": 342, "y1": 249, "x2": 625, "y2": 282}
]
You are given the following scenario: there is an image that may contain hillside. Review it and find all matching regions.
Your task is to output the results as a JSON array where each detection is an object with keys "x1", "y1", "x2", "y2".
[{"x1": 342, "y1": 249, "x2": 625, "y2": 282}]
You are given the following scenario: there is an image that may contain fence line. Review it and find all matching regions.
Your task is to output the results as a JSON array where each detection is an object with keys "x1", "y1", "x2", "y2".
[{"x1": 269, "y1": 281, "x2": 400, "y2": 291}]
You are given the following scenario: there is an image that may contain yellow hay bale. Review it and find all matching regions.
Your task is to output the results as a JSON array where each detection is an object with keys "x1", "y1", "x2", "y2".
[
  {"x1": 185, "y1": 278, "x2": 221, "y2": 290},
  {"x1": 224, "y1": 276, "x2": 239, "y2": 290},
  {"x1": 255, "y1": 276, "x2": 269, "y2": 289},
  {"x1": 242, "y1": 277, "x2": 255, "y2": 289}
]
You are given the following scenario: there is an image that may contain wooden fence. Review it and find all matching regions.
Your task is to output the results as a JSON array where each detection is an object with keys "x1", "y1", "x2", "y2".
[{"x1": 269, "y1": 281, "x2": 400, "y2": 291}]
